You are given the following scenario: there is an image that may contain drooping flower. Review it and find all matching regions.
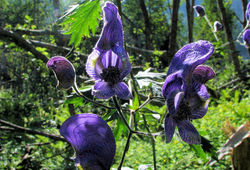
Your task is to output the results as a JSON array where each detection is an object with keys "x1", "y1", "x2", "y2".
[
  {"x1": 60, "y1": 113, "x2": 116, "y2": 170},
  {"x1": 162, "y1": 40, "x2": 215, "y2": 144},
  {"x1": 245, "y1": 2, "x2": 250, "y2": 21},
  {"x1": 47, "y1": 56, "x2": 75, "y2": 90},
  {"x1": 214, "y1": 21, "x2": 223, "y2": 32},
  {"x1": 243, "y1": 29, "x2": 250, "y2": 48},
  {"x1": 193, "y1": 5, "x2": 205, "y2": 17},
  {"x1": 86, "y1": 2, "x2": 132, "y2": 100}
]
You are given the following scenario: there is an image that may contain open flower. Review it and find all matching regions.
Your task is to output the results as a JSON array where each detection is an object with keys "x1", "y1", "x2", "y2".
[
  {"x1": 162, "y1": 40, "x2": 215, "y2": 144},
  {"x1": 47, "y1": 56, "x2": 75, "y2": 90},
  {"x1": 243, "y1": 29, "x2": 250, "y2": 48},
  {"x1": 86, "y1": 2, "x2": 132, "y2": 100},
  {"x1": 193, "y1": 5, "x2": 205, "y2": 17},
  {"x1": 214, "y1": 21, "x2": 223, "y2": 32},
  {"x1": 60, "y1": 113, "x2": 116, "y2": 170}
]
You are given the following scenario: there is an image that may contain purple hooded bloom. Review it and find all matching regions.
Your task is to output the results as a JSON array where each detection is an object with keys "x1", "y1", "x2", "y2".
[
  {"x1": 245, "y1": 2, "x2": 250, "y2": 21},
  {"x1": 214, "y1": 21, "x2": 223, "y2": 32},
  {"x1": 47, "y1": 56, "x2": 75, "y2": 90},
  {"x1": 162, "y1": 40, "x2": 215, "y2": 144},
  {"x1": 193, "y1": 5, "x2": 205, "y2": 17},
  {"x1": 243, "y1": 29, "x2": 250, "y2": 48},
  {"x1": 60, "y1": 113, "x2": 116, "y2": 170},
  {"x1": 86, "y1": 2, "x2": 132, "y2": 100}
]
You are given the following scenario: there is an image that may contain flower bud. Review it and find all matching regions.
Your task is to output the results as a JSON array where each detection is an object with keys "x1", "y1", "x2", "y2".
[
  {"x1": 193, "y1": 5, "x2": 205, "y2": 17},
  {"x1": 46, "y1": 56, "x2": 75, "y2": 90},
  {"x1": 214, "y1": 21, "x2": 223, "y2": 32}
]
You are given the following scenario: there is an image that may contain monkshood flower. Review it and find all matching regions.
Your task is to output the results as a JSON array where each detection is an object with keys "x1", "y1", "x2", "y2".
[
  {"x1": 86, "y1": 2, "x2": 132, "y2": 100},
  {"x1": 162, "y1": 40, "x2": 215, "y2": 144},
  {"x1": 214, "y1": 21, "x2": 223, "y2": 32},
  {"x1": 60, "y1": 113, "x2": 116, "y2": 170},
  {"x1": 243, "y1": 29, "x2": 250, "y2": 48},
  {"x1": 193, "y1": 5, "x2": 205, "y2": 17},
  {"x1": 246, "y1": 2, "x2": 250, "y2": 21},
  {"x1": 47, "y1": 56, "x2": 75, "y2": 90}
]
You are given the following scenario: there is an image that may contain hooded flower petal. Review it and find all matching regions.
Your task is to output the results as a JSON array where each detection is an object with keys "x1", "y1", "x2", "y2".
[
  {"x1": 167, "y1": 40, "x2": 214, "y2": 84},
  {"x1": 164, "y1": 115, "x2": 177, "y2": 143},
  {"x1": 193, "y1": 5, "x2": 205, "y2": 17},
  {"x1": 243, "y1": 29, "x2": 250, "y2": 48},
  {"x1": 96, "y1": 2, "x2": 123, "y2": 50},
  {"x1": 92, "y1": 81, "x2": 115, "y2": 99},
  {"x1": 60, "y1": 113, "x2": 116, "y2": 170},
  {"x1": 114, "y1": 82, "x2": 132, "y2": 100},
  {"x1": 177, "y1": 120, "x2": 201, "y2": 144},
  {"x1": 46, "y1": 56, "x2": 75, "y2": 90}
]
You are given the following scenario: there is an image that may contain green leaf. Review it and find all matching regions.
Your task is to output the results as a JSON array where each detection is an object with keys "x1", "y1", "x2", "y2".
[
  {"x1": 113, "y1": 116, "x2": 127, "y2": 141},
  {"x1": 190, "y1": 144, "x2": 207, "y2": 161},
  {"x1": 61, "y1": 0, "x2": 101, "y2": 47}
]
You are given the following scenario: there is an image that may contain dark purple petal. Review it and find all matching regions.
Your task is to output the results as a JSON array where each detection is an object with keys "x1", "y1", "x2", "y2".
[
  {"x1": 162, "y1": 71, "x2": 183, "y2": 100},
  {"x1": 113, "y1": 82, "x2": 132, "y2": 100},
  {"x1": 192, "y1": 65, "x2": 215, "y2": 83},
  {"x1": 46, "y1": 56, "x2": 75, "y2": 90},
  {"x1": 164, "y1": 115, "x2": 176, "y2": 143},
  {"x1": 96, "y1": 2, "x2": 123, "y2": 50},
  {"x1": 197, "y1": 84, "x2": 210, "y2": 101},
  {"x1": 177, "y1": 120, "x2": 201, "y2": 144},
  {"x1": 193, "y1": 5, "x2": 205, "y2": 17},
  {"x1": 112, "y1": 45, "x2": 132, "y2": 79},
  {"x1": 190, "y1": 100, "x2": 209, "y2": 119},
  {"x1": 92, "y1": 81, "x2": 115, "y2": 99},
  {"x1": 213, "y1": 21, "x2": 223, "y2": 32},
  {"x1": 86, "y1": 50, "x2": 102, "y2": 80},
  {"x1": 60, "y1": 114, "x2": 116, "y2": 169},
  {"x1": 243, "y1": 29, "x2": 250, "y2": 48},
  {"x1": 246, "y1": 2, "x2": 250, "y2": 21}
]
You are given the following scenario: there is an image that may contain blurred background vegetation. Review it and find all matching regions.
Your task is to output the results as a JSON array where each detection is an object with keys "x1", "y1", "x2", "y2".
[{"x1": 0, "y1": 0, "x2": 249, "y2": 169}]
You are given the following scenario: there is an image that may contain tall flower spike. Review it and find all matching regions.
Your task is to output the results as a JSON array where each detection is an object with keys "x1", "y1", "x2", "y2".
[
  {"x1": 214, "y1": 21, "x2": 223, "y2": 32},
  {"x1": 243, "y1": 29, "x2": 250, "y2": 48},
  {"x1": 86, "y1": 2, "x2": 132, "y2": 100},
  {"x1": 162, "y1": 40, "x2": 215, "y2": 144},
  {"x1": 60, "y1": 113, "x2": 116, "y2": 170},
  {"x1": 47, "y1": 56, "x2": 75, "y2": 90},
  {"x1": 193, "y1": 5, "x2": 205, "y2": 17}
]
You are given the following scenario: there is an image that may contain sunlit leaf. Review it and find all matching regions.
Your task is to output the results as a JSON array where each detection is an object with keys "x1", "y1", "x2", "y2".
[{"x1": 61, "y1": 0, "x2": 101, "y2": 47}]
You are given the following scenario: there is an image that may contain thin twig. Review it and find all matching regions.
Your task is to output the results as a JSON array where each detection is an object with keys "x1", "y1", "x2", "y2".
[
  {"x1": 204, "y1": 15, "x2": 219, "y2": 41},
  {"x1": 0, "y1": 119, "x2": 65, "y2": 141},
  {"x1": 134, "y1": 94, "x2": 153, "y2": 112},
  {"x1": 142, "y1": 113, "x2": 157, "y2": 170},
  {"x1": 118, "y1": 132, "x2": 132, "y2": 170},
  {"x1": 73, "y1": 82, "x2": 114, "y2": 109}
]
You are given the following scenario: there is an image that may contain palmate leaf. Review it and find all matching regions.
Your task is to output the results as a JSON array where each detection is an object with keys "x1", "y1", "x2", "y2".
[{"x1": 61, "y1": 0, "x2": 101, "y2": 47}]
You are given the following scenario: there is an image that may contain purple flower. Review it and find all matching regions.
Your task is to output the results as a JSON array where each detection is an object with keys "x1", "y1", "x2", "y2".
[
  {"x1": 193, "y1": 5, "x2": 205, "y2": 17},
  {"x1": 243, "y1": 29, "x2": 250, "y2": 48},
  {"x1": 60, "y1": 113, "x2": 116, "y2": 170},
  {"x1": 47, "y1": 56, "x2": 75, "y2": 90},
  {"x1": 162, "y1": 40, "x2": 215, "y2": 144},
  {"x1": 214, "y1": 21, "x2": 223, "y2": 32},
  {"x1": 86, "y1": 2, "x2": 132, "y2": 100},
  {"x1": 245, "y1": 2, "x2": 250, "y2": 21}
]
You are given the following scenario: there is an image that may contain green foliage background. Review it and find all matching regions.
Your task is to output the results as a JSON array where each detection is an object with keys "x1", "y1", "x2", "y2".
[{"x1": 0, "y1": 0, "x2": 249, "y2": 169}]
